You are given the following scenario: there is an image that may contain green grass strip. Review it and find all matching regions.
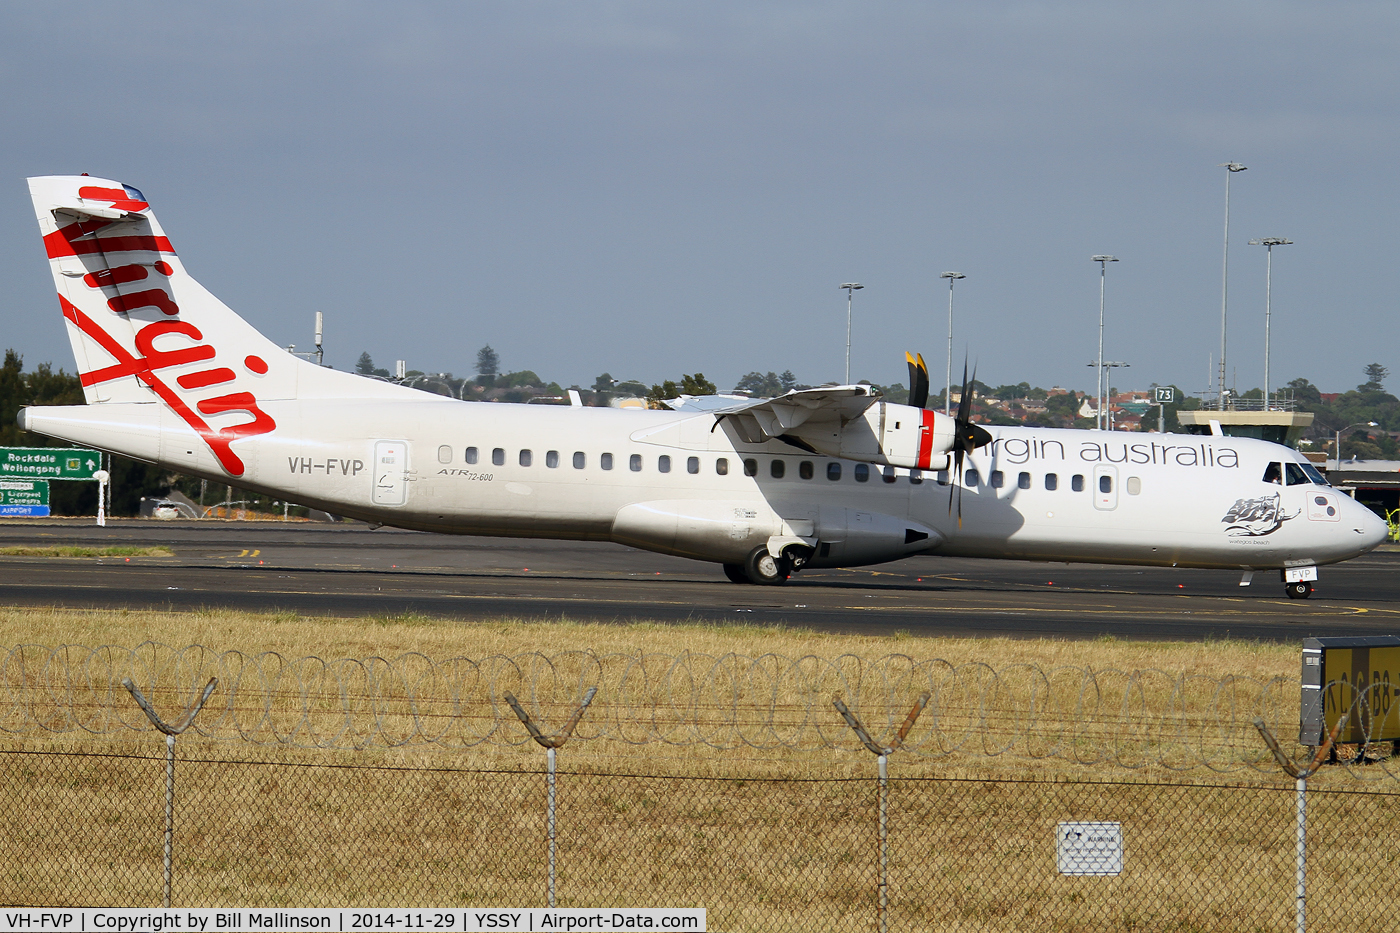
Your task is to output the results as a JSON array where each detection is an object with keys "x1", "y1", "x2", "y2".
[{"x1": 0, "y1": 546, "x2": 174, "y2": 558}]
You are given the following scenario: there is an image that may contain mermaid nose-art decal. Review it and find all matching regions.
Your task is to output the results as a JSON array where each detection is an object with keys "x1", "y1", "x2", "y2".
[{"x1": 1221, "y1": 492, "x2": 1299, "y2": 537}]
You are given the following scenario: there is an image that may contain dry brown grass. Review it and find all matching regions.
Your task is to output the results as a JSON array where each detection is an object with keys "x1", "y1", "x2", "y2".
[
  {"x1": 0, "y1": 604, "x2": 1294, "y2": 675},
  {"x1": 0, "y1": 607, "x2": 1395, "y2": 921},
  {"x1": 0, "y1": 606, "x2": 1316, "y2": 782}
]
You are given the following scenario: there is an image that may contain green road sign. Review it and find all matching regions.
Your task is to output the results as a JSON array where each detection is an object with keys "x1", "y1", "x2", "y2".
[
  {"x1": 1154, "y1": 386, "x2": 1176, "y2": 404},
  {"x1": 0, "y1": 447, "x2": 102, "y2": 480},
  {"x1": 0, "y1": 479, "x2": 50, "y2": 517}
]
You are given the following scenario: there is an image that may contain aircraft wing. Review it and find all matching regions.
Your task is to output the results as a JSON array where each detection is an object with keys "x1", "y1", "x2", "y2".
[
  {"x1": 664, "y1": 385, "x2": 881, "y2": 436},
  {"x1": 666, "y1": 385, "x2": 955, "y2": 470}
]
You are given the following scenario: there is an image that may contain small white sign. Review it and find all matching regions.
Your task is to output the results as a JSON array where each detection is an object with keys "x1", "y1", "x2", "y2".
[
  {"x1": 1285, "y1": 565, "x2": 1318, "y2": 583},
  {"x1": 1057, "y1": 821, "x2": 1123, "y2": 875}
]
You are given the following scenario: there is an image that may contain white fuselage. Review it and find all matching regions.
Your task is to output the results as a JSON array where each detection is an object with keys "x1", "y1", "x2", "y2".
[
  {"x1": 18, "y1": 172, "x2": 1389, "y2": 580},
  {"x1": 21, "y1": 397, "x2": 1388, "y2": 573}
]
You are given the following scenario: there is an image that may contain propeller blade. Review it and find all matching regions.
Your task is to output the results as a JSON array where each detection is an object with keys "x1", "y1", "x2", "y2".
[
  {"x1": 906, "y1": 352, "x2": 929, "y2": 409},
  {"x1": 946, "y1": 358, "x2": 991, "y2": 529}
]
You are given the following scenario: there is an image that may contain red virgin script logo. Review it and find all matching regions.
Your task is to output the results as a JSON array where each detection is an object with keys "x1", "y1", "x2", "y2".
[
  {"x1": 47, "y1": 216, "x2": 275, "y2": 477},
  {"x1": 77, "y1": 185, "x2": 150, "y2": 213}
]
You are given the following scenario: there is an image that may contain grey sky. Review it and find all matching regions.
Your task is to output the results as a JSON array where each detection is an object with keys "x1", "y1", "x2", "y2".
[{"x1": 2, "y1": 2, "x2": 1397, "y2": 396}]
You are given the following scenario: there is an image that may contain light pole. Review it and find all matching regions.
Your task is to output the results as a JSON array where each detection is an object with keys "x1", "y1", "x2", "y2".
[
  {"x1": 1085, "y1": 360, "x2": 1130, "y2": 430},
  {"x1": 1218, "y1": 162, "x2": 1247, "y2": 410},
  {"x1": 939, "y1": 272, "x2": 965, "y2": 415},
  {"x1": 840, "y1": 283, "x2": 863, "y2": 384},
  {"x1": 1335, "y1": 421, "x2": 1379, "y2": 466},
  {"x1": 1091, "y1": 256, "x2": 1119, "y2": 430},
  {"x1": 1248, "y1": 237, "x2": 1292, "y2": 410}
]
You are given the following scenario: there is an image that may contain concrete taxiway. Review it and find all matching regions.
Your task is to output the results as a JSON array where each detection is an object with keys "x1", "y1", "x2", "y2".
[{"x1": 1, "y1": 518, "x2": 1397, "y2": 641}]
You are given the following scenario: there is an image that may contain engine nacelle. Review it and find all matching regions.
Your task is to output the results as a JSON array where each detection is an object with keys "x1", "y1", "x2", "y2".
[{"x1": 830, "y1": 403, "x2": 954, "y2": 471}]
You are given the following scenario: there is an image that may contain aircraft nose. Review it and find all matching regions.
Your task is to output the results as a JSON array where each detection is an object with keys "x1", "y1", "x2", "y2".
[{"x1": 1354, "y1": 502, "x2": 1390, "y2": 552}]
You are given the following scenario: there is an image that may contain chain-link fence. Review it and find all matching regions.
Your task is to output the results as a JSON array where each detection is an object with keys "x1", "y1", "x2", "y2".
[
  {"x1": 0, "y1": 643, "x2": 1348, "y2": 772},
  {"x1": 3, "y1": 645, "x2": 1398, "y2": 928},
  {"x1": 1, "y1": 746, "x2": 1397, "y2": 929}
]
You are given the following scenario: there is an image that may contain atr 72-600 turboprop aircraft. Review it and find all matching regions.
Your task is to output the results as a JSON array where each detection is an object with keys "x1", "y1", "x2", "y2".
[{"x1": 18, "y1": 175, "x2": 1388, "y2": 598}]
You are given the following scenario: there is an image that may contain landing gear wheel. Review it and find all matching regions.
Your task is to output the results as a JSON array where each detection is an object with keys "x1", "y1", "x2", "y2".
[
  {"x1": 723, "y1": 563, "x2": 751, "y2": 585},
  {"x1": 1286, "y1": 581, "x2": 1313, "y2": 600},
  {"x1": 744, "y1": 546, "x2": 791, "y2": 585}
]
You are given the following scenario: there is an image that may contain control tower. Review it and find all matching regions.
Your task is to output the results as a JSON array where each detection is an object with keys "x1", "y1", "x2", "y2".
[{"x1": 1175, "y1": 398, "x2": 1314, "y2": 448}]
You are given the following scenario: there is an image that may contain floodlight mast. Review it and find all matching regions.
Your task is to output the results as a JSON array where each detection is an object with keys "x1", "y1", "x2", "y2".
[
  {"x1": 840, "y1": 283, "x2": 863, "y2": 385},
  {"x1": 1218, "y1": 162, "x2": 1247, "y2": 410},
  {"x1": 939, "y1": 272, "x2": 965, "y2": 416},
  {"x1": 1091, "y1": 256, "x2": 1119, "y2": 430},
  {"x1": 1248, "y1": 237, "x2": 1292, "y2": 410}
]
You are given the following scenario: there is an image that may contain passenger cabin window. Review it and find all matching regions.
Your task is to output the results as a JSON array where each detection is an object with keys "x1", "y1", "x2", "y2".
[
  {"x1": 1099, "y1": 474, "x2": 1112, "y2": 493},
  {"x1": 1018, "y1": 472, "x2": 1031, "y2": 489},
  {"x1": 936, "y1": 470, "x2": 948, "y2": 486},
  {"x1": 989, "y1": 470, "x2": 1004, "y2": 488},
  {"x1": 854, "y1": 463, "x2": 870, "y2": 483},
  {"x1": 519, "y1": 449, "x2": 532, "y2": 467},
  {"x1": 1285, "y1": 463, "x2": 1310, "y2": 486},
  {"x1": 882, "y1": 466, "x2": 897, "y2": 484},
  {"x1": 771, "y1": 460, "x2": 785, "y2": 479},
  {"x1": 658, "y1": 455, "x2": 671, "y2": 473},
  {"x1": 465, "y1": 447, "x2": 479, "y2": 465},
  {"x1": 909, "y1": 469, "x2": 923, "y2": 485},
  {"x1": 965, "y1": 469, "x2": 980, "y2": 486},
  {"x1": 573, "y1": 451, "x2": 586, "y2": 469},
  {"x1": 799, "y1": 461, "x2": 814, "y2": 480},
  {"x1": 827, "y1": 462, "x2": 842, "y2": 481},
  {"x1": 1126, "y1": 476, "x2": 1142, "y2": 495},
  {"x1": 687, "y1": 456, "x2": 699, "y2": 474},
  {"x1": 716, "y1": 458, "x2": 729, "y2": 475},
  {"x1": 629, "y1": 454, "x2": 642, "y2": 472},
  {"x1": 492, "y1": 448, "x2": 506, "y2": 466},
  {"x1": 744, "y1": 459, "x2": 759, "y2": 476},
  {"x1": 1071, "y1": 474, "x2": 1085, "y2": 492},
  {"x1": 437, "y1": 445, "x2": 452, "y2": 464},
  {"x1": 546, "y1": 450, "x2": 559, "y2": 468},
  {"x1": 601, "y1": 453, "x2": 614, "y2": 470},
  {"x1": 1045, "y1": 473, "x2": 1058, "y2": 491}
]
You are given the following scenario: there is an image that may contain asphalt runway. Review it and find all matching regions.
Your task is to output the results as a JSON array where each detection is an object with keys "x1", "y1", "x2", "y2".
[{"x1": 1, "y1": 518, "x2": 1398, "y2": 642}]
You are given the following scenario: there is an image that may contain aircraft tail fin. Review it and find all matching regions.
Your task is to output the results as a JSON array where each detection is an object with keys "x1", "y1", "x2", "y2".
[
  {"x1": 28, "y1": 175, "x2": 414, "y2": 404},
  {"x1": 26, "y1": 175, "x2": 424, "y2": 476}
]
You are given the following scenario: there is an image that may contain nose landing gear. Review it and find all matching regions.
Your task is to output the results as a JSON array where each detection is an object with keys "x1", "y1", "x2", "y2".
[{"x1": 1286, "y1": 580, "x2": 1314, "y2": 600}]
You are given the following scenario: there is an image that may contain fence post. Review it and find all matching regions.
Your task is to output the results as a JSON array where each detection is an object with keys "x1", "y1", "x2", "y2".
[
  {"x1": 121, "y1": 676, "x2": 218, "y2": 909},
  {"x1": 504, "y1": 687, "x2": 598, "y2": 909},
  {"x1": 833, "y1": 692, "x2": 930, "y2": 933},
  {"x1": 1253, "y1": 712, "x2": 1347, "y2": 933}
]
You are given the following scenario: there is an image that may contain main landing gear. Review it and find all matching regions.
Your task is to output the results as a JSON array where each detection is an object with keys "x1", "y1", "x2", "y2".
[
  {"x1": 1286, "y1": 580, "x2": 1314, "y2": 600},
  {"x1": 725, "y1": 545, "x2": 811, "y2": 585}
]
